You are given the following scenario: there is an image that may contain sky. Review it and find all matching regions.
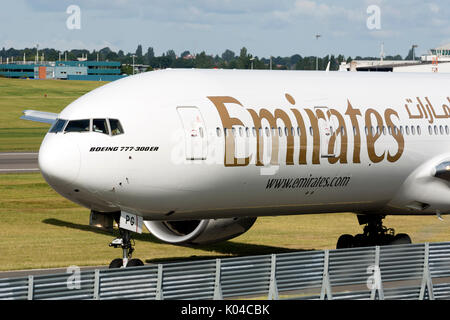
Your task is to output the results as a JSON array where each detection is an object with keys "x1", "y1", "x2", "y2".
[{"x1": 1, "y1": 0, "x2": 449, "y2": 59}]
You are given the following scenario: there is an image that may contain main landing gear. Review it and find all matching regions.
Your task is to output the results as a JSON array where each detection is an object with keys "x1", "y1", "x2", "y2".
[
  {"x1": 109, "y1": 226, "x2": 144, "y2": 269},
  {"x1": 336, "y1": 215, "x2": 412, "y2": 249}
]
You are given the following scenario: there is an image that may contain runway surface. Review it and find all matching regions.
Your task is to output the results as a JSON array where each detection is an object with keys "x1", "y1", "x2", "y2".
[{"x1": 0, "y1": 152, "x2": 39, "y2": 173}]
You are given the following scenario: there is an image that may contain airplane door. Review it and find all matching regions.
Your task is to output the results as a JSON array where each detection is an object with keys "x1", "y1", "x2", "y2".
[
  {"x1": 315, "y1": 107, "x2": 336, "y2": 158},
  {"x1": 177, "y1": 107, "x2": 207, "y2": 160}
]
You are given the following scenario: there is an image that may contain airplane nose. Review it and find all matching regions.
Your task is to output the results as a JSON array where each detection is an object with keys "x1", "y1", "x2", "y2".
[{"x1": 38, "y1": 134, "x2": 81, "y2": 187}]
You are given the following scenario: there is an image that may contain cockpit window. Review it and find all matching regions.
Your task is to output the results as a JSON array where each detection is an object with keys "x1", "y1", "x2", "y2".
[
  {"x1": 65, "y1": 119, "x2": 90, "y2": 133},
  {"x1": 109, "y1": 119, "x2": 124, "y2": 136},
  {"x1": 93, "y1": 119, "x2": 109, "y2": 135},
  {"x1": 49, "y1": 119, "x2": 67, "y2": 133}
]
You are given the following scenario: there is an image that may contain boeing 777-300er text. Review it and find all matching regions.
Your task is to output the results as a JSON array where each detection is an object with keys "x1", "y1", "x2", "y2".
[{"x1": 21, "y1": 69, "x2": 450, "y2": 267}]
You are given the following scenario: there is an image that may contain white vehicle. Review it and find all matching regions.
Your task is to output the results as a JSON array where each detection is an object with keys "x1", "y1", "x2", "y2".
[{"x1": 22, "y1": 69, "x2": 450, "y2": 267}]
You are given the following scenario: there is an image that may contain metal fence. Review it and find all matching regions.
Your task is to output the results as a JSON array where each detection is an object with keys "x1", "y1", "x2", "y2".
[{"x1": 1, "y1": 241, "x2": 450, "y2": 300}]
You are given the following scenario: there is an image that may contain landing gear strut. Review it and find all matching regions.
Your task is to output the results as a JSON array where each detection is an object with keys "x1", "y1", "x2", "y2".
[
  {"x1": 336, "y1": 215, "x2": 412, "y2": 249},
  {"x1": 109, "y1": 227, "x2": 144, "y2": 268}
]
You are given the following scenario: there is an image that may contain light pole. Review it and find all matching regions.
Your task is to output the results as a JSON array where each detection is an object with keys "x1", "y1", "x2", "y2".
[
  {"x1": 315, "y1": 34, "x2": 321, "y2": 70},
  {"x1": 250, "y1": 57, "x2": 255, "y2": 70},
  {"x1": 132, "y1": 54, "x2": 136, "y2": 75},
  {"x1": 36, "y1": 44, "x2": 39, "y2": 64},
  {"x1": 269, "y1": 56, "x2": 272, "y2": 70}
]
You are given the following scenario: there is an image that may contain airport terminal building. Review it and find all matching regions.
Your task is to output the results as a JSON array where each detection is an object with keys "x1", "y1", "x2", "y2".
[
  {"x1": 343, "y1": 43, "x2": 450, "y2": 73},
  {"x1": 0, "y1": 60, "x2": 126, "y2": 81}
]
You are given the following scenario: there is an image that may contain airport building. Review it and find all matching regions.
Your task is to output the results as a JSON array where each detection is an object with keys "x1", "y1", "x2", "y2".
[
  {"x1": 0, "y1": 60, "x2": 127, "y2": 81},
  {"x1": 343, "y1": 43, "x2": 450, "y2": 73}
]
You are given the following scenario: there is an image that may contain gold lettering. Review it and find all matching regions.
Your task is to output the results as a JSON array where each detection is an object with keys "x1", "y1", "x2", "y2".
[
  {"x1": 417, "y1": 97, "x2": 433, "y2": 123},
  {"x1": 208, "y1": 95, "x2": 405, "y2": 168},
  {"x1": 247, "y1": 108, "x2": 294, "y2": 166},
  {"x1": 345, "y1": 101, "x2": 362, "y2": 163},
  {"x1": 425, "y1": 97, "x2": 449, "y2": 119},
  {"x1": 404, "y1": 98, "x2": 423, "y2": 119},
  {"x1": 304, "y1": 109, "x2": 321, "y2": 164},
  {"x1": 207, "y1": 96, "x2": 251, "y2": 167},
  {"x1": 385, "y1": 108, "x2": 404, "y2": 162},
  {"x1": 365, "y1": 108, "x2": 385, "y2": 163},
  {"x1": 291, "y1": 109, "x2": 308, "y2": 165},
  {"x1": 327, "y1": 109, "x2": 348, "y2": 164}
]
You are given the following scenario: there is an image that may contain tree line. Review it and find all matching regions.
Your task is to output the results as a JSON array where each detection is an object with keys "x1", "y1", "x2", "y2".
[{"x1": 0, "y1": 45, "x2": 411, "y2": 75}]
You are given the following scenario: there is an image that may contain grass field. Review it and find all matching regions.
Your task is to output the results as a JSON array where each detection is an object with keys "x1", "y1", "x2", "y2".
[
  {"x1": 0, "y1": 78, "x2": 105, "y2": 152},
  {"x1": 1, "y1": 78, "x2": 450, "y2": 272},
  {"x1": 1, "y1": 172, "x2": 450, "y2": 271}
]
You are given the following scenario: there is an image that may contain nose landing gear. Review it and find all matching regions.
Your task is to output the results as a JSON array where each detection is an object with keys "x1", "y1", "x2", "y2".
[
  {"x1": 109, "y1": 228, "x2": 144, "y2": 268},
  {"x1": 336, "y1": 215, "x2": 412, "y2": 249}
]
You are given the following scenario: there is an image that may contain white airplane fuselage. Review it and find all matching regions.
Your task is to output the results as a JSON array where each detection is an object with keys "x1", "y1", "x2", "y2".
[{"x1": 38, "y1": 69, "x2": 450, "y2": 223}]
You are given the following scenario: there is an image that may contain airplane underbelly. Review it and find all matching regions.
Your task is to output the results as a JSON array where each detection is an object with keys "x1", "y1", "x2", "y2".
[{"x1": 138, "y1": 161, "x2": 408, "y2": 220}]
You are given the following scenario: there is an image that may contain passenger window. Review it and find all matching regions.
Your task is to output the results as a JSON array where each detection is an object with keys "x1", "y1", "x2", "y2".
[
  {"x1": 65, "y1": 119, "x2": 90, "y2": 133},
  {"x1": 216, "y1": 127, "x2": 222, "y2": 137},
  {"x1": 109, "y1": 119, "x2": 124, "y2": 136},
  {"x1": 93, "y1": 119, "x2": 109, "y2": 135},
  {"x1": 49, "y1": 119, "x2": 68, "y2": 133},
  {"x1": 411, "y1": 126, "x2": 415, "y2": 135}
]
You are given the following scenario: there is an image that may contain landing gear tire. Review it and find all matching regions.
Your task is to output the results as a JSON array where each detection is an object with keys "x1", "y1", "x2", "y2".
[
  {"x1": 336, "y1": 215, "x2": 413, "y2": 249},
  {"x1": 336, "y1": 234, "x2": 354, "y2": 249},
  {"x1": 109, "y1": 258, "x2": 123, "y2": 269},
  {"x1": 383, "y1": 234, "x2": 396, "y2": 246},
  {"x1": 391, "y1": 233, "x2": 412, "y2": 245},
  {"x1": 353, "y1": 234, "x2": 366, "y2": 248},
  {"x1": 108, "y1": 225, "x2": 142, "y2": 269},
  {"x1": 127, "y1": 259, "x2": 144, "y2": 267}
]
